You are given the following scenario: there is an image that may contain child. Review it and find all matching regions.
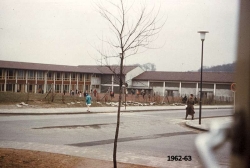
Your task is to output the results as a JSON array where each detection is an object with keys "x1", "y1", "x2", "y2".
[{"x1": 85, "y1": 94, "x2": 92, "y2": 112}]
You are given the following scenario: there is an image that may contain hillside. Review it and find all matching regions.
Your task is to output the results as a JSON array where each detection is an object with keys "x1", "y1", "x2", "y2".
[{"x1": 198, "y1": 62, "x2": 235, "y2": 72}]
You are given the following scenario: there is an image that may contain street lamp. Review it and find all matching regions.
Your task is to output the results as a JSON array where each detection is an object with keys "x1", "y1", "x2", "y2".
[{"x1": 198, "y1": 31, "x2": 209, "y2": 125}]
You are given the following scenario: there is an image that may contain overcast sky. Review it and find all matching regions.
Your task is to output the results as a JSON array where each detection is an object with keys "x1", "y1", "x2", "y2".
[{"x1": 0, "y1": 0, "x2": 239, "y2": 71}]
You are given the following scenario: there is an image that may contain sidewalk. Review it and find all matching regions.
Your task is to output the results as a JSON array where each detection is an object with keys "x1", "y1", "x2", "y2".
[
  {"x1": 0, "y1": 105, "x2": 233, "y2": 131},
  {"x1": 0, "y1": 105, "x2": 233, "y2": 114},
  {"x1": 185, "y1": 116, "x2": 233, "y2": 131}
]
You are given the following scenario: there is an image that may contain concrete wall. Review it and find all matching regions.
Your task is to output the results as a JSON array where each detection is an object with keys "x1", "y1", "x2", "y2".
[
  {"x1": 133, "y1": 80, "x2": 233, "y2": 99},
  {"x1": 165, "y1": 82, "x2": 179, "y2": 90},
  {"x1": 181, "y1": 83, "x2": 196, "y2": 96},
  {"x1": 126, "y1": 67, "x2": 144, "y2": 87}
]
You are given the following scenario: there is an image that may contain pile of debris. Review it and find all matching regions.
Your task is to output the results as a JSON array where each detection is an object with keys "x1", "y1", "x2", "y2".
[
  {"x1": 16, "y1": 102, "x2": 29, "y2": 107},
  {"x1": 102, "y1": 101, "x2": 157, "y2": 107},
  {"x1": 67, "y1": 102, "x2": 81, "y2": 105}
]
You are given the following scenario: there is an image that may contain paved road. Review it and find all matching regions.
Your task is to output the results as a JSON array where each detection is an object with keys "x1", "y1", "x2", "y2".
[{"x1": 0, "y1": 109, "x2": 232, "y2": 167}]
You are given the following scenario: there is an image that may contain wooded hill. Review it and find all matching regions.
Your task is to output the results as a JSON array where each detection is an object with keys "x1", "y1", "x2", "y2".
[{"x1": 198, "y1": 62, "x2": 235, "y2": 72}]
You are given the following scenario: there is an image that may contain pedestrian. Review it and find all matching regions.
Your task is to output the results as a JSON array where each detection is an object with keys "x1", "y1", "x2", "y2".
[
  {"x1": 185, "y1": 94, "x2": 195, "y2": 120},
  {"x1": 93, "y1": 89, "x2": 97, "y2": 97},
  {"x1": 63, "y1": 89, "x2": 66, "y2": 95},
  {"x1": 110, "y1": 91, "x2": 114, "y2": 99},
  {"x1": 85, "y1": 93, "x2": 92, "y2": 112},
  {"x1": 84, "y1": 90, "x2": 87, "y2": 98},
  {"x1": 141, "y1": 89, "x2": 145, "y2": 96},
  {"x1": 136, "y1": 89, "x2": 139, "y2": 98},
  {"x1": 148, "y1": 93, "x2": 151, "y2": 101},
  {"x1": 142, "y1": 89, "x2": 146, "y2": 99},
  {"x1": 182, "y1": 95, "x2": 187, "y2": 103},
  {"x1": 131, "y1": 89, "x2": 135, "y2": 95},
  {"x1": 194, "y1": 97, "x2": 198, "y2": 104}
]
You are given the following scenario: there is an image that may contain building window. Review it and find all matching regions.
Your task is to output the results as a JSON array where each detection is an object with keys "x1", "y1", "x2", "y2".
[
  {"x1": 0, "y1": 69, "x2": 3, "y2": 79},
  {"x1": 86, "y1": 74, "x2": 90, "y2": 81},
  {"x1": 37, "y1": 71, "x2": 44, "y2": 80},
  {"x1": 47, "y1": 72, "x2": 53, "y2": 80},
  {"x1": 7, "y1": 69, "x2": 15, "y2": 79},
  {"x1": 63, "y1": 85, "x2": 69, "y2": 92},
  {"x1": 46, "y1": 84, "x2": 53, "y2": 92},
  {"x1": 17, "y1": 70, "x2": 25, "y2": 79},
  {"x1": 28, "y1": 71, "x2": 35, "y2": 80},
  {"x1": 64, "y1": 73, "x2": 70, "y2": 81},
  {"x1": 92, "y1": 85, "x2": 100, "y2": 89},
  {"x1": 0, "y1": 84, "x2": 4, "y2": 91},
  {"x1": 85, "y1": 85, "x2": 89, "y2": 91},
  {"x1": 55, "y1": 84, "x2": 61, "y2": 93},
  {"x1": 79, "y1": 74, "x2": 84, "y2": 81},
  {"x1": 56, "y1": 72, "x2": 61, "y2": 80},
  {"x1": 150, "y1": 82, "x2": 163, "y2": 87},
  {"x1": 37, "y1": 85, "x2": 43, "y2": 93},
  {"x1": 6, "y1": 84, "x2": 14, "y2": 91},
  {"x1": 71, "y1": 73, "x2": 76, "y2": 81},
  {"x1": 216, "y1": 84, "x2": 230, "y2": 89},
  {"x1": 92, "y1": 74, "x2": 100, "y2": 77}
]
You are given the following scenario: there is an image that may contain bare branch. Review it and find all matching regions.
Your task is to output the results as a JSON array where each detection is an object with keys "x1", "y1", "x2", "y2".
[{"x1": 93, "y1": 2, "x2": 165, "y2": 166}]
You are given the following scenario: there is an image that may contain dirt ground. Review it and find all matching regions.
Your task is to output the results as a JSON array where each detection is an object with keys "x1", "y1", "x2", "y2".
[{"x1": 0, "y1": 148, "x2": 154, "y2": 168}]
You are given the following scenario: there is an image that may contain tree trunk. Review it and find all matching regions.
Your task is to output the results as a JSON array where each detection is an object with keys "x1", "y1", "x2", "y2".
[{"x1": 113, "y1": 53, "x2": 124, "y2": 168}]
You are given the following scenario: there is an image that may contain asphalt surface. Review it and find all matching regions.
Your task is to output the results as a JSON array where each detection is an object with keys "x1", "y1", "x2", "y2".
[{"x1": 0, "y1": 105, "x2": 233, "y2": 167}]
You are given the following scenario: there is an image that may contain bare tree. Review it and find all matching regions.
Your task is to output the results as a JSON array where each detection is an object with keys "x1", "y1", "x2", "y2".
[{"x1": 95, "y1": 0, "x2": 165, "y2": 167}]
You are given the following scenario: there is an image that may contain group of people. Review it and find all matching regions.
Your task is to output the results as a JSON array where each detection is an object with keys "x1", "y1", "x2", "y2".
[
  {"x1": 64, "y1": 87, "x2": 196, "y2": 116},
  {"x1": 68, "y1": 89, "x2": 82, "y2": 96},
  {"x1": 88, "y1": 92, "x2": 195, "y2": 116},
  {"x1": 131, "y1": 89, "x2": 148, "y2": 99}
]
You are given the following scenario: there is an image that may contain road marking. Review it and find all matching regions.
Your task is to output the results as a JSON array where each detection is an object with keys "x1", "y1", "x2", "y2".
[{"x1": 67, "y1": 131, "x2": 197, "y2": 147}]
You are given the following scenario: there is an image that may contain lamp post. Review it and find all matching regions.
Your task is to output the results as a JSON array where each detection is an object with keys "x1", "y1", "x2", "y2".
[{"x1": 198, "y1": 31, "x2": 209, "y2": 125}]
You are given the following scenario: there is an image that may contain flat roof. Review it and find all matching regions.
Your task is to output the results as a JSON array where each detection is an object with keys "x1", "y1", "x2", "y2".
[
  {"x1": 133, "y1": 71, "x2": 234, "y2": 83},
  {"x1": 0, "y1": 60, "x2": 137, "y2": 74}
]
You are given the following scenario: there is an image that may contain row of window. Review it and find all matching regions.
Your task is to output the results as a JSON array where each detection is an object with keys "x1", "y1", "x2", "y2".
[
  {"x1": 0, "y1": 69, "x2": 91, "y2": 81},
  {"x1": 0, "y1": 83, "x2": 91, "y2": 93}
]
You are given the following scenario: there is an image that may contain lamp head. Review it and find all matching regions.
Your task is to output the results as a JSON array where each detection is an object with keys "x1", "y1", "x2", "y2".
[{"x1": 198, "y1": 31, "x2": 209, "y2": 41}]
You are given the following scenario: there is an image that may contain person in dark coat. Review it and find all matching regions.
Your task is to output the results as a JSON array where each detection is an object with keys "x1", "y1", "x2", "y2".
[
  {"x1": 185, "y1": 94, "x2": 195, "y2": 120},
  {"x1": 182, "y1": 95, "x2": 187, "y2": 103},
  {"x1": 93, "y1": 89, "x2": 97, "y2": 97},
  {"x1": 84, "y1": 91, "x2": 87, "y2": 99}
]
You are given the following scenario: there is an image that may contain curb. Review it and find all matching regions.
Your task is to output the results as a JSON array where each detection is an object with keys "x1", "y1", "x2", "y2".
[
  {"x1": 0, "y1": 106, "x2": 233, "y2": 115},
  {"x1": 184, "y1": 115, "x2": 233, "y2": 131},
  {"x1": 185, "y1": 121, "x2": 209, "y2": 131}
]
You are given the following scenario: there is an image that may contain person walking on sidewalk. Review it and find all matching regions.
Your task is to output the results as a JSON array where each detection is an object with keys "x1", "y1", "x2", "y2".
[
  {"x1": 85, "y1": 93, "x2": 92, "y2": 112},
  {"x1": 185, "y1": 94, "x2": 195, "y2": 120}
]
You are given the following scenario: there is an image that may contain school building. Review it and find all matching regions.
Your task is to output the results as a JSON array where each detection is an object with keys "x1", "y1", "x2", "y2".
[
  {"x1": 0, "y1": 60, "x2": 234, "y2": 100},
  {"x1": 131, "y1": 71, "x2": 234, "y2": 101}
]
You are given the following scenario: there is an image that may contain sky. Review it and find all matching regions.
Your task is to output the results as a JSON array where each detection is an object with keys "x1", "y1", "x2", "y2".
[{"x1": 0, "y1": 0, "x2": 240, "y2": 72}]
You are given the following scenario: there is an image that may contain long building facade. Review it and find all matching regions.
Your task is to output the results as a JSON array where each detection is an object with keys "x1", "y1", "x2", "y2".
[
  {"x1": 0, "y1": 60, "x2": 142, "y2": 94},
  {"x1": 132, "y1": 71, "x2": 235, "y2": 101},
  {"x1": 0, "y1": 60, "x2": 234, "y2": 101}
]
